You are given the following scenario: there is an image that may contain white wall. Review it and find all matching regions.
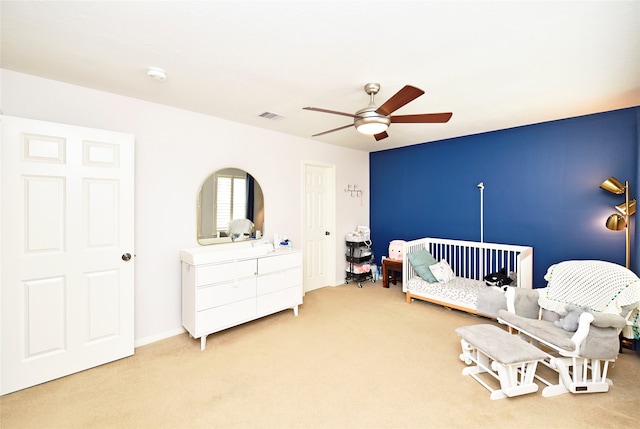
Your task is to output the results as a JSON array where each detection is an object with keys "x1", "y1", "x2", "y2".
[{"x1": 0, "y1": 70, "x2": 370, "y2": 346}]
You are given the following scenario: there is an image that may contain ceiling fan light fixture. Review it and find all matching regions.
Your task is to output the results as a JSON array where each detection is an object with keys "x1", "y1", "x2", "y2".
[
  {"x1": 355, "y1": 121, "x2": 389, "y2": 135},
  {"x1": 354, "y1": 107, "x2": 390, "y2": 135}
]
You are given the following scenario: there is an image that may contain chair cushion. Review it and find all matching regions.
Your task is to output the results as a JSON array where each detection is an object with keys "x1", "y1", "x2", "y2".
[
  {"x1": 455, "y1": 324, "x2": 547, "y2": 364},
  {"x1": 498, "y1": 310, "x2": 576, "y2": 352}
]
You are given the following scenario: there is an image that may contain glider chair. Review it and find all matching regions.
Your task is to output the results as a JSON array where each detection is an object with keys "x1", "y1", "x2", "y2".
[{"x1": 498, "y1": 260, "x2": 640, "y2": 397}]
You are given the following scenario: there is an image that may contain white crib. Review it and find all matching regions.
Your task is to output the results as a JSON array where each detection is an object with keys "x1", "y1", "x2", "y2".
[{"x1": 402, "y1": 237, "x2": 533, "y2": 316}]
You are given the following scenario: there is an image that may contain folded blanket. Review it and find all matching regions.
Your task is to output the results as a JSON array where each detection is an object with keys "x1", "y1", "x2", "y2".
[
  {"x1": 539, "y1": 260, "x2": 640, "y2": 315},
  {"x1": 622, "y1": 306, "x2": 640, "y2": 340}
]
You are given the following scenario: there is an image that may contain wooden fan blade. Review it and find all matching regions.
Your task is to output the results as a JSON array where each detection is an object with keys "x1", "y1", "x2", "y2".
[
  {"x1": 391, "y1": 112, "x2": 453, "y2": 123},
  {"x1": 374, "y1": 131, "x2": 389, "y2": 141},
  {"x1": 303, "y1": 107, "x2": 357, "y2": 118},
  {"x1": 311, "y1": 123, "x2": 354, "y2": 137},
  {"x1": 375, "y1": 85, "x2": 425, "y2": 116}
]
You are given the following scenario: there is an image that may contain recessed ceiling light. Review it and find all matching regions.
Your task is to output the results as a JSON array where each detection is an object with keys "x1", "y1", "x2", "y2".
[{"x1": 147, "y1": 67, "x2": 167, "y2": 81}]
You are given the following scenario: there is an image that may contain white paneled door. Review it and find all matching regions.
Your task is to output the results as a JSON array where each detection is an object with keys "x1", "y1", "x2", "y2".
[
  {"x1": 303, "y1": 163, "x2": 335, "y2": 292},
  {"x1": 1, "y1": 116, "x2": 135, "y2": 395}
]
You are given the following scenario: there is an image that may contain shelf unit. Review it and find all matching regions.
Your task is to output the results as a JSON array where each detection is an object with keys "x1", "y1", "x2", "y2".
[{"x1": 345, "y1": 239, "x2": 375, "y2": 288}]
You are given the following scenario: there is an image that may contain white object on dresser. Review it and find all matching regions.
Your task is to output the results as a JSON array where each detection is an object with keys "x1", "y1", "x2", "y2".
[{"x1": 181, "y1": 241, "x2": 303, "y2": 350}]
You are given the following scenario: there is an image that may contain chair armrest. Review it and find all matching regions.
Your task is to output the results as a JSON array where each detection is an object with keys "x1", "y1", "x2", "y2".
[
  {"x1": 505, "y1": 287, "x2": 541, "y2": 319},
  {"x1": 571, "y1": 312, "x2": 624, "y2": 359},
  {"x1": 570, "y1": 312, "x2": 595, "y2": 348},
  {"x1": 590, "y1": 312, "x2": 627, "y2": 329}
]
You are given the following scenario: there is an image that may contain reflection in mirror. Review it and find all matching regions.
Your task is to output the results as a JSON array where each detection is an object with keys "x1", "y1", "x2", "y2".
[{"x1": 198, "y1": 168, "x2": 264, "y2": 245}]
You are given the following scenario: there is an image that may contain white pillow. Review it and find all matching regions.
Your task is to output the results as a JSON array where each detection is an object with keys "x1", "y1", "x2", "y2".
[{"x1": 429, "y1": 260, "x2": 455, "y2": 283}]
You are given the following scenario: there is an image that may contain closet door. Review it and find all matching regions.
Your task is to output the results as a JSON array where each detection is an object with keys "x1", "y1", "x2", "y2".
[
  {"x1": 303, "y1": 162, "x2": 335, "y2": 292},
  {"x1": 1, "y1": 116, "x2": 135, "y2": 395}
]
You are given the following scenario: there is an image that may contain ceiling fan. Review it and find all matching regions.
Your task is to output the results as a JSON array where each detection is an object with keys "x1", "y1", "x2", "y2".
[{"x1": 303, "y1": 83, "x2": 452, "y2": 141}]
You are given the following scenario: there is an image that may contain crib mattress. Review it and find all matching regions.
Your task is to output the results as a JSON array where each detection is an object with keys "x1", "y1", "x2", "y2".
[{"x1": 406, "y1": 276, "x2": 485, "y2": 312}]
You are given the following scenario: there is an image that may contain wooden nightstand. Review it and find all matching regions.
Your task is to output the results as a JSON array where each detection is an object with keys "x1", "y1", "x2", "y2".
[{"x1": 382, "y1": 258, "x2": 403, "y2": 288}]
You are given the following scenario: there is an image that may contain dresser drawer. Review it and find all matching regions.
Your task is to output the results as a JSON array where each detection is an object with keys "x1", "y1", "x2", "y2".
[
  {"x1": 258, "y1": 252, "x2": 302, "y2": 275},
  {"x1": 196, "y1": 298, "x2": 256, "y2": 335},
  {"x1": 195, "y1": 259, "x2": 257, "y2": 286},
  {"x1": 197, "y1": 277, "x2": 256, "y2": 311},
  {"x1": 257, "y1": 267, "x2": 302, "y2": 296},
  {"x1": 256, "y1": 285, "x2": 302, "y2": 317}
]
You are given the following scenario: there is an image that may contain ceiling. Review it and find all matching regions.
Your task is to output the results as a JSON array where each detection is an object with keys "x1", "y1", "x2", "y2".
[{"x1": 2, "y1": 1, "x2": 639, "y2": 152}]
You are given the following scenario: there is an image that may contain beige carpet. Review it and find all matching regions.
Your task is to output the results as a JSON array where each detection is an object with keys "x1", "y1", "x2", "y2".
[{"x1": 2, "y1": 283, "x2": 640, "y2": 429}]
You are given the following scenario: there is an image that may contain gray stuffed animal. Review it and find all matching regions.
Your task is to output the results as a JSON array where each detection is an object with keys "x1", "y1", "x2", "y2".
[{"x1": 554, "y1": 304, "x2": 591, "y2": 332}]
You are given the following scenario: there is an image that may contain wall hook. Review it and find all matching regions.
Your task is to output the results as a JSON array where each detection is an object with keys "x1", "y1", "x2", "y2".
[
  {"x1": 345, "y1": 184, "x2": 363, "y2": 205},
  {"x1": 345, "y1": 184, "x2": 362, "y2": 198}
]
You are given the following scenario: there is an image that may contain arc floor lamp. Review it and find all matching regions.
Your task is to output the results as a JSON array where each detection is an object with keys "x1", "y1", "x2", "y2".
[{"x1": 600, "y1": 177, "x2": 636, "y2": 269}]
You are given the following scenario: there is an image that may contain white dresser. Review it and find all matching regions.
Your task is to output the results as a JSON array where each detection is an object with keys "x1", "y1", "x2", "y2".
[{"x1": 181, "y1": 242, "x2": 303, "y2": 350}]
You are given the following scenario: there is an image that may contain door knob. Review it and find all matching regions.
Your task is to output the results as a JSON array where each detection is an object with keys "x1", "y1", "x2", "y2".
[
  {"x1": 122, "y1": 253, "x2": 132, "y2": 261},
  {"x1": 325, "y1": 231, "x2": 330, "y2": 236}
]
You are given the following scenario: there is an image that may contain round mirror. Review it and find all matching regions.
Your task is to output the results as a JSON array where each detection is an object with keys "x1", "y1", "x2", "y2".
[{"x1": 197, "y1": 168, "x2": 264, "y2": 245}]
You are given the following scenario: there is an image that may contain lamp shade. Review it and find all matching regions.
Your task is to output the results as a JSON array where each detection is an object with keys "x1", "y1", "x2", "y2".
[
  {"x1": 605, "y1": 213, "x2": 626, "y2": 231},
  {"x1": 600, "y1": 177, "x2": 625, "y2": 194},
  {"x1": 615, "y1": 199, "x2": 636, "y2": 216}
]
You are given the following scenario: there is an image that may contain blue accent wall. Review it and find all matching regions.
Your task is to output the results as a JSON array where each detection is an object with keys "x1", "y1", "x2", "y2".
[{"x1": 370, "y1": 107, "x2": 639, "y2": 286}]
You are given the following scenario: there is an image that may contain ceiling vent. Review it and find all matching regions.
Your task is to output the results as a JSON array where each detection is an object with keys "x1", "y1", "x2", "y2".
[{"x1": 259, "y1": 111, "x2": 285, "y2": 120}]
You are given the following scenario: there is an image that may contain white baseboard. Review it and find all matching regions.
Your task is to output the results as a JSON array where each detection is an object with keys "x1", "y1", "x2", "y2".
[{"x1": 134, "y1": 327, "x2": 186, "y2": 348}]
